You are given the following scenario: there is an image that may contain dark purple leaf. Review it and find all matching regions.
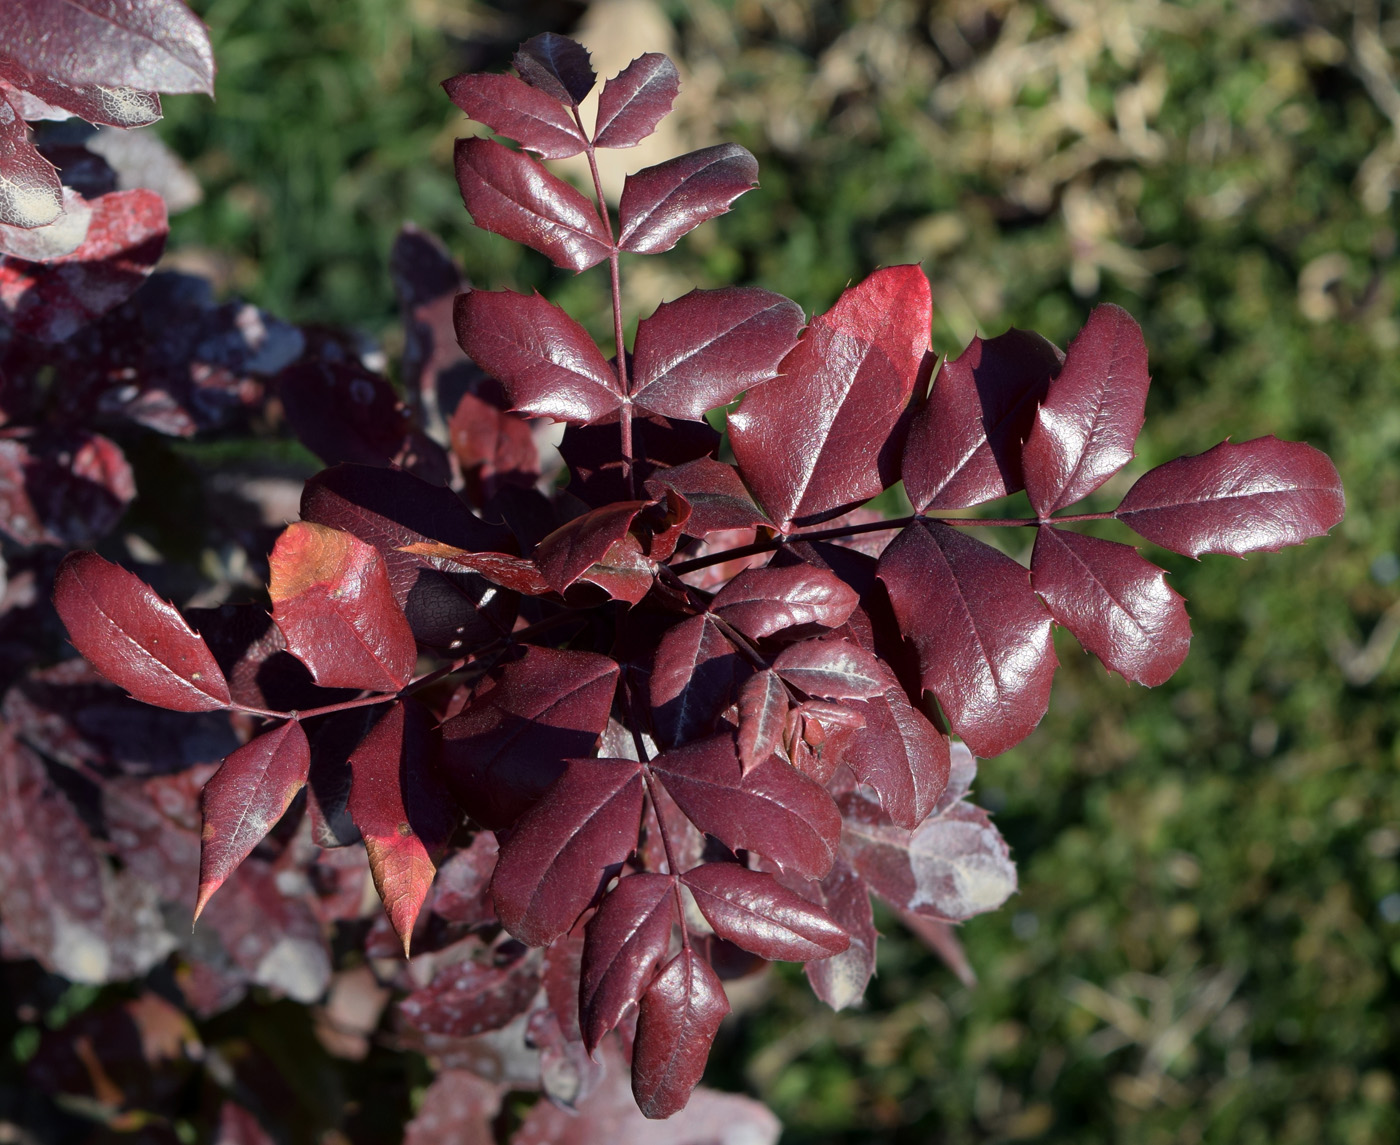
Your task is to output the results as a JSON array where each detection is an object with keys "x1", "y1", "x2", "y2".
[
  {"x1": 730, "y1": 265, "x2": 930, "y2": 526},
  {"x1": 268, "y1": 522, "x2": 417, "y2": 693},
  {"x1": 454, "y1": 138, "x2": 611, "y2": 272},
  {"x1": 632, "y1": 949, "x2": 729, "y2": 1119},
  {"x1": 650, "y1": 736, "x2": 840, "y2": 879},
  {"x1": 0, "y1": 431, "x2": 135, "y2": 548},
  {"x1": 276, "y1": 359, "x2": 424, "y2": 474},
  {"x1": 1031, "y1": 526, "x2": 1190, "y2": 686},
  {"x1": 534, "y1": 501, "x2": 647, "y2": 593},
  {"x1": 513, "y1": 33, "x2": 595, "y2": 107},
  {"x1": 772, "y1": 637, "x2": 887, "y2": 700},
  {"x1": 0, "y1": 98, "x2": 62, "y2": 227},
  {"x1": 593, "y1": 53, "x2": 680, "y2": 149},
  {"x1": 216, "y1": 1101, "x2": 277, "y2": 1145},
  {"x1": 441, "y1": 647, "x2": 619, "y2": 829},
  {"x1": 454, "y1": 287, "x2": 620, "y2": 423},
  {"x1": 1114, "y1": 436, "x2": 1346, "y2": 557},
  {"x1": 736, "y1": 669, "x2": 787, "y2": 775},
  {"x1": 839, "y1": 782, "x2": 1017, "y2": 922},
  {"x1": 579, "y1": 872, "x2": 678, "y2": 1051},
  {"x1": 492, "y1": 757, "x2": 645, "y2": 946},
  {"x1": 711, "y1": 564, "x2": 858, "y2": 640},
  {"x1": 649, "y1": 613, "x2": 748, "y2": 749},
  {"x1": 617, "y1": 144, "x2": 758, "y2": 255},
  {"x1": 53, "y1": 551, "x2": 231, "y2": 712},
  {"x1": 903, "y1": 328, "x2": 1062, "y2": 510},
  {"x1": 442, "y1": 72, "x2": 587, "y2": 158},
  {"x1": 794, "y1": 857, "x2": 877, "y2": 1011},
  {"x1": 1022, "y1": 304, "x2": 1150, "y2": 516},
  {"x1": 630, "y1": 287, "x2": 804, "y2": 420},
  {"x1": 879, "y1": 519, "x2": 1056, "y2": 757},
  {"x1": 682, "y1": 863, "x2": 847, "y2": 962},
  {"x1": 403, "y1": 1070, "x2": 502, "y2": 1145},
  {"x1": 572, "y1": 533, "x2": 656, "y2": 604},
  {"x1": 0, "y1": 188, "x2": 166, "y2": 342},
  {"x1": 402, "y1": 542, "x2": 553, "y2": 596},
  {"x1": 562, "y1": 411, "x2": 719, "y2": 507},
  {"x1": 0, "y1": 0, "x2": 214, "y2": 95},
  {"x1": 399, "y1": 950, "x2": 541, "y2": 1038},
  {"x1": 644, "y1": 456, "x2": 770, "y2": 535},
  {"x1": 195, "y1": 720, "x2": 309, "y2": 920},
  {"x1": 348, "y1": 700, "x2": 459, "y2": 955}
]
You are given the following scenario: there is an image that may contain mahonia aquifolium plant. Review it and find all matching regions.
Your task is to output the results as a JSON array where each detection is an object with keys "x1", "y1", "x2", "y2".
[{"x1": 49, "y1": 33, "x2": 1345, "y2": 1121}]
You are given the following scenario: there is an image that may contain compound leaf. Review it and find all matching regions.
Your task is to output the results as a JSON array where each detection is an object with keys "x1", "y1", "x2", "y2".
[
  {"x1": 632, "y1": 949, "x2": 729, "y2": 1120},
  {"x1": 594, "y1": 53, "x2": 680, "y2": 149},
  {"x1": 442, "y1": 72, "x2": 586, "y2": 158},
  {"x1": 711, "y1": 564, "x2": 858, "y2": 640},
  {"x1": 618, "y1": 144, "x2": 758, "y2": 254},
  {"x1": 513, "y1": 32, "x2": 595, "y2": 106},
  {"x1": 579, "y1": 872, "x2": 677, "y2": 1051}
]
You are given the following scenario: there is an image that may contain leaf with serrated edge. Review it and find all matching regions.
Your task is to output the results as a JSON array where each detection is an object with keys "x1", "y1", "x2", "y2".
[
  {"x1": 441, "y1": 72, "x2": 586, "y2": 158},
  {"x1": 730, "y1": 265, "x2": 930, "y2": 526},
  {"x1": 594, "y1": 53, "x2": 680, "y2": 149},
  {"x1": 195, "y1": 721, "x2": 309, "y2": 920},
  {"x1": 534, "y1": 501, "x2": 647, "y2": 593},
  {"x1": 513, "y1": 32, "x2": 595, "y2": 106},
  {"x1": 54, "y1": 551, "x2": 231, "y2": 712},
  {"x1": 773, "y1": 637, "x2": 887, "y2": 701},
  {"x1": 650, "y1": 736, "x2": 840, "y2": 879},
  {"x1": 682, "y1": 864, "x2": 848, "y2": 962},
  {"x1": 644, "y1": 456, "x2": 772, "y2": 535},
  {"x1": 492, "y1": 757, "x2": 645, "y2": 947},
  {"x1": 1022, "y1": 304, "x2": 1149, "y2": 516},
  {"x1": 836, "y1": 685, "x2": 950, "y2": 830},
  {"x1": 632, "y1": 949, "x2": 730, "y2": 1119},
  {"x1": 711, "y1": 564, "x2": 859, "y2": 640},
  {"x1": 454, "y1": 138, "x2": 611, "y2": 272},
  {"x1": 269, "y1": 522, "x2": 416, "y2": 693},
  {"x1": 650, "y1": 613, "x2": 748, "y2": 749},
  {"x1": 579, "y1": 872, "x2": 677, "y2": 1051},
  {"x1": 903, "y1": 328, "x2": 1062, "y2": 511},
  {"x1": 1114, "y1": 436, "x2": 1345, "y2": 557},
  {"x1": 879, "y1": 519, "x2": 1056, "y2": 757},
  {"x1": 455, "y1": 288, "x2": 621, "y2": 423},
  {"x1": 1032, "y1": 526, "x2": 1190, "y2": 686},
  {"x1": 630, "y1": 287, "x2": 806, "y2": 420},
  {"x1": 618, "y1": 144, "x2": 759, "y2": 255},
  {"x1": 736, "y1": 670, "x2": 787, "y2": 775}
]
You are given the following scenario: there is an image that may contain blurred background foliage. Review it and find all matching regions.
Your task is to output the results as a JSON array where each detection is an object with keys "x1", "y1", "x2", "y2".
[{"x1": 80, "y1": 0, "x2": 1400, "y2": 1140}]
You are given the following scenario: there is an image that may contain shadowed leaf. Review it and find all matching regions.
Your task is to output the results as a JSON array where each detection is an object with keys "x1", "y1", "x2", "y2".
[
  {"x1": 579, "y1": 872, "x2": 677, "y2": 1051},
  {"x1": 649, "y1": 614, "x2": 748, "y2": 749},
  {"x1": 513, "y1": 32, "x2": 595, "y2": 106},
  {"x1": 632, "y1": 949, "x2": 729, "y2": 1119}
]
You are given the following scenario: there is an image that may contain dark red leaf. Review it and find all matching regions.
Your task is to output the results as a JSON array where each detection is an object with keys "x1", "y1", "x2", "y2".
[
  {"x1": 403, "y1": 1069, "x2": 502, "y2": 1145},
  {"x1": 838, "y1": 778, "x2": 1017, "y2": 922},
  {"x1": 794, "y1": 857, "x2": 877, "y2": 1011},
  {"x1": 711, "y1": 563, "x2": 858, "y2": 640},
  {"x1": 829, "y1": 684, "x2": 949, "y2": 831},
  {"x1": 534, "y1": 501, "x2": 647, "y2": 593},
  {"x1": 736, "y1": 669, "x2": 787, "y2": 775},
  {"x1": 0, "y1": 188, "x2": 167, "y2": 342},
  {"x1": 631, "y1": 949, "x2": 729, "y2": 1119},
  {"x1": 1114, "y1": 436, "x2": 1346, "y2": 557},
  {"x1": 649, "y1": 614, "x2": 748, "y2": 749},
  {"x1": 730, "y1": 265, "x2": 930, "y2": 526},
  {"x1": 441, "y1": 647, "x2": 619, "y2": 829},
  {"x1": 0, "y1": 0, "x2": 214, "y2": 95},
  {"x1": 617, "y1": 144, "x2": 759, "y2": 255},
  {"x1": 195, "y1": 721, "x2": 309, "y2": 920},
  {"x1": 879, "y1": 519, "x2": 1056, "y2": 757},
  {"x1": 579, "y1": 872, "x2": 678, "y2": 1051},
  {"x1": 399, "y1": 950, "x2": 541, "y2": 1038},
  {"x1": 650, "y1": 737, "x2": 840, "y2": 879},
  {"x1": 443, "y1": 72, "x2": 587, "y2": 158},
  {"x1": 630, "y1": 287, "x2": 804, "y2": 420},
  {"x1": 903, "y1": 328, "x2": 1062, "y2": 511},
  {"x1": 454, "y1": 138, "x2": 611, "y2": 272},
  {"x1": 455, "y1": 287, "x2": 620, "y2": 423},
  {"x1": 269, "y1": 522, "x2": 417, "y2": 693},
  {"x1": 1031, "y1": 526, "x2": 1190, "y2": 686},
  {"x1": 216, "y1": 1101, "x2": 277, "y2": 1145},
  {"x1": 448, "y1": 389, "x2": 540, "y2": 502},
  {"x1": 0, "y1": 98, "x2": 62, "y2": 227},
  {"x1": 53, "y1": 551, "x2": 231, "y2": 712},
  {"x1": 644, "y1": 456, "x2": 771, "y2": 535},
  {"x1": 0, "y1": 56, "x2": 161, "y2": 127},
  {"x1": 574, "y1": 534, "x2": 656, "y2": 604},
  {"x1": 682, "y1": 864, "x2": 847, "y2": 962},
  {"x1": 492, "y1": 757, "x2": 645, "y2": 946},
  {"x1": 562, "y1": 411, "x2": 720, "y2": 507},
  {"x1": 772, "y1": 637, "x2": 887, "y2": 701},
  {"x1": 513, "y1": 33, "x2": 595, "y2": 107},
  {"x1": 0, "y1": 431, "x2": 135, "y2": 547},
  {"x1": 403, "y1": 542, "x2": 552, "y2": 596},
  {"x1": 348, "y1": 700, "x2": 459, "y2": 955},
  {"x1": 1022, "y1": 304, "x2": 1150, "y2": 516},
  {"x1": 426, "y1": 832, "x2": 500, "y2": 931},
  {"x1": 593, "y1": 53, "x2": 680, "y2": 149}
]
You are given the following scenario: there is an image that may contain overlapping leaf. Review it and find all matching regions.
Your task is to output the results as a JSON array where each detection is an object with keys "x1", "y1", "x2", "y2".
[
  {"x1": 632, "y1": 949, "x2": 729, "y2": 1120},
  {"x1": 1114, "y1": 436, "x2": 1345, "y2": 557},
  {"x1": 578, "y1": 872, "x2": 677, "y2": 1051},
  {"x1": 772, "y1": 637, "x2": 887, "y2": 701},
  {"x1": 0, "y1": 99, "x2": 63, "y2": 228},
  {"x1": 681, "y1": 864, "x2": 848, "y2": 962},
  {"x1": 649, "y1": 613, "x2": 748, "y2": 748},
  {"x1": 618, "y1": 144, "x2": 759, "y2": 254},
  {"x1": 513, "y1": 32, "x2": 595, "y2": 106},
  {"x1": 736, "y1": 670, "x2": 787, "y2": 774},
  {"x1": 644, "y1": 456, "x2": 772, "y2": 535},
  {"x1": 594, "y1": 54, "x2": 681, "y2": 149},
  {"x1": 711, "y1": 564, "x2": 858, "y2": 640},
  {"x1": 829, "y1": 683, "x2": 950, "y2": 830},
  {"x1": 793, "y1": 857, "x2": 877, "y2": 1011},
  {"x1": 442, "y1": 72, "x2": 586, "y2": 158},
  {"x1": 534, "y1": 501, "x2": 647, "y2": 594}
]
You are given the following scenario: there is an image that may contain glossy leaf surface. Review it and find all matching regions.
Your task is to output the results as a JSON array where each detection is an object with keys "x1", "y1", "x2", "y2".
[
  {"x1": 1031, "y1": 526, "x2": 1190, "y2": 686},
  {"x1": 711, "y1": 564, "x2": 858, "y2": 640},
  {"x1": 594, "y1": 53, "x2": 680, "y2": 149},
  {"x1": 534, "y1": 501, "x2": 647, "y2": 594},
  {"x1": 579, "y1": 872, "x2": 677, "y2": 1051},
  {"x1": 54, "y1": 551, "x2": 231, "y2": 712},
  {"x1": 903, "y1": 328, "x2": 1062, "y2": 510},
  {"x1": 682, "y1": 864, "x2": 848, "y2": 961},
  {"x1": 442, "y1": 72, "x2": 586, "y2": 158},
  {"x1": 630, "y1": 287, "x2": 805, "y2": 420},
  {"x1": 492, "y1": 757, "x2": 645, "y2": 946},
  {"x1": 0, "y1": 58, "x2": 161, "y2": 127},
  {"x1": 632, "y1": 949, "x2": 729, "y2": 1119},
  {"x1": 736, "y1": 670, "x2": 787, "y2": 775},
  {"x1": 772, "y1": 637, "x2": 887, "y2": 701},
  {"x1": 879, "y1": 519, "x2": 1056, "y2": 757},
  {"x1": 649, "y1": 614, "x2": 748, "y2": 748},
  {"x1": 618, "y1": 144, "x2": 759, "y2": 254},
  {"x1": 832, "y1": 684, "x2": 949, "y2": 830},
  {"x1": 643, "y1": 456, "x2": 772, "y2": 535},
  {"x1": 513, "y1": 32, "x2": 595, "y2": 106},
  {"x1": 0, "y1": 100, "x2": 63, "y2": 228},
  {"x1": 1115, "y1": 436, "x2": 1346, "y2": 557},
  {"x1": 730, "y1": 265, "x2": 930, "y2": 525},
  {"x1": 1022, "y1": 304, "x2": 1150, "y2": 516}
]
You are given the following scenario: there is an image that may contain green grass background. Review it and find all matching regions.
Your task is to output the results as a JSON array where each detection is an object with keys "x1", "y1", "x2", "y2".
[{"x1": 152, "y1": 0, "x2": 1399, "y2": 1140}]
